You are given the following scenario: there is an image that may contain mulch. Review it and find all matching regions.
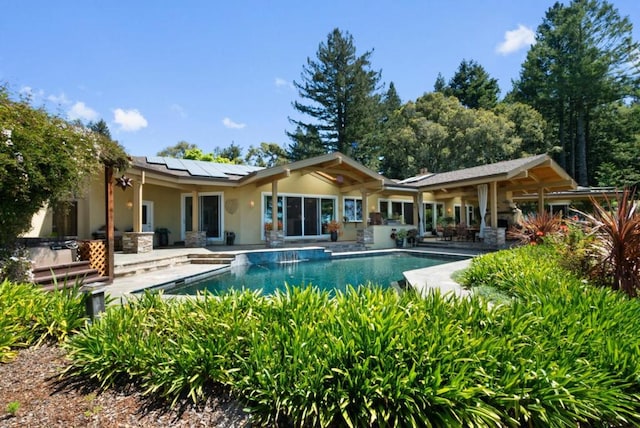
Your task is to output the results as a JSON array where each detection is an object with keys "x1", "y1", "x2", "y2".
[{"x1": 0, "y1": 344, "x2": 250, "y2": 427}]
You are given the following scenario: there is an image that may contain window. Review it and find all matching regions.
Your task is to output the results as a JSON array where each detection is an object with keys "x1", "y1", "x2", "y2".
[
  {"x1": 264, "y1": 193, "x2": 336, "y2": 237},
  {"x1": 379, "y1": 199, "x2": 413, "y2": 224},
  {"x1": 183, "y1": 193, "x2": 223, "y2": 240},
  {"x1": 343, "y1": 197, "x2": 362, "y2": 222}
]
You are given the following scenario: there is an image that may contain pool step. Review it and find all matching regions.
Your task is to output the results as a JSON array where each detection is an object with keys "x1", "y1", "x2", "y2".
[
  {"x1": 114, "y1": 255, "x2": 192, "y2": 278},
  {"x1": 188, "y1": 253, "x2": 236, "y2": 265}
]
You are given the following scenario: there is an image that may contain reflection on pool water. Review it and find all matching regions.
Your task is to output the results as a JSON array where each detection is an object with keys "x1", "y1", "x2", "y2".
[{"x1": 164, "y1": 252, "x2": 462, "y2": 296}]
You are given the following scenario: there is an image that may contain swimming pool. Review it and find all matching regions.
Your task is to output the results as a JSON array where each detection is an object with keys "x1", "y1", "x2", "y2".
[{"x1": 163, "y1": 252, "x2": 463, "y2": 296}]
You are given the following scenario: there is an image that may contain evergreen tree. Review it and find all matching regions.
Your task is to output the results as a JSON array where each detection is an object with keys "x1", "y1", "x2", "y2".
[
  {"x1": 214, "y1": 143, "x2": 244, "y2": 164},
  {"x1": 511, "y1": 0, "x2": 639, "y2": 185},
  {"x1": 433, "y1": 73, "x2": 446, "y2": 93},
  {"x1": 445, "y1": 59, "x2": 500, "y2": 109},
  {"x1": 287, "y1": 125, "x2": 325, "y2": 161},
  {"x1": 288, "y1": 28, "x2": 382, "y2": 167},
  {"x1": 88, "y1": 119, "x2": 112, "y2": 139}
]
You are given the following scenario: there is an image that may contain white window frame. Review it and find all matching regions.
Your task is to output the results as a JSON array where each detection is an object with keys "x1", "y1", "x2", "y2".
[
  {"x1": 379, "y1": 198, "x2": 413, "y2": 223},
  {"x1": 262, "y1": 192, "x2": 337, "y2": 239},
  {"x1": 343, "y1": 196, "x2": 363, "y2": 222},
  {"x1": 181, "y1": 192, "x2": 225, "y2": 242}
]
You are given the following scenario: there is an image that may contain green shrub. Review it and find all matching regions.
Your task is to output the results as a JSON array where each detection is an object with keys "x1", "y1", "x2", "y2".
[
  {"x1": 64, "y1": 272, "x2": 640, "y2": 426},
  {"x1": 0, "y1": 279, "x2": 87, "y2": 362}
]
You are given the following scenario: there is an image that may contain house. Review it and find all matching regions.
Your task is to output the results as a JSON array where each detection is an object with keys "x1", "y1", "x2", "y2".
[{"x1": 25, "y1": 152, "x2": 581, "y2": 252}]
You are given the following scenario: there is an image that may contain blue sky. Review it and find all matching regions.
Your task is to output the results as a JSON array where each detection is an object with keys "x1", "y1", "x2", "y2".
[{"x1": 1, "y1": 1, "x2": 638, "y2": 157}]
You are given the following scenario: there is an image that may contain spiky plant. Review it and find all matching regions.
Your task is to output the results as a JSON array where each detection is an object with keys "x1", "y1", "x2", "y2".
[
  {"x1": 507, "y1": 210, "x2": 565, "y2": 245},
  {"x1": 578, "y1": 190, "x2": 640, "y2": 297}
]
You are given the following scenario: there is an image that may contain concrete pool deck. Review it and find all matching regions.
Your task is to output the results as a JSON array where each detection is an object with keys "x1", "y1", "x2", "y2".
[{"x1": 104, "y1": 245, "x2": 481, "y2": 302}]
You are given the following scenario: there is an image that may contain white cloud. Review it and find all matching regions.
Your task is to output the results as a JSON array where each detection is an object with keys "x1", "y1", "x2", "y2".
[
  {"x1": 113, "y1": 108, "x2": 148, "y2": 132},
  {"x1": 68, "y1": 101, "x2": 99, "y2": 121},
  {"x1": 48, "y1": 92, "x2": 70, "y2": 105},
  {"x1": 170, "y1": 103, "x2": 188, "y2": 118},
  {"x1": 222, "y1": 117, "x2": 246, "y2": 129},
  {"x1": 275, "y1": 77, "x2": 294, "y2": 89},
  {"x1": 496, "y1": 24, "x2": 536, "y2": 55},
  {"x1": 19, "y1": 85, "x2": 44, "y2": 100}
]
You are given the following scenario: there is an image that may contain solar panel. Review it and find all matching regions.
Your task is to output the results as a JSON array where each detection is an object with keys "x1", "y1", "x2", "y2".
[
  {"x1": 146, "y1": 156, "x2": 165, "y2": 165},
  {"x1": 194, "y1": 161, "x2": 228, "y2": 178},
  {"x1": 142, "y1": 156, "x2": 263, "y2": 178},
  {"x1": 164, "y1": 157, "x2": 188, "y2": 171}
]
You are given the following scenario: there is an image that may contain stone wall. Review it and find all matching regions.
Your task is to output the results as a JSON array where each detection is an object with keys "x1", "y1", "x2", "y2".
[
  {"x1": 483, "y1": 227, "x2": 506, "y2": 247},
  {"x1": 265, "y1": 231, "x2": 284, "y2": 248},
  {"x1": 357, "y1": 228, "x2": 373, "y2": 245},
  {"x1": 185, "y1": 231, "x2": 207, "y2": 248},
  {"x1": 122, "y1": 232, "x2": 154, "y2": 254}
]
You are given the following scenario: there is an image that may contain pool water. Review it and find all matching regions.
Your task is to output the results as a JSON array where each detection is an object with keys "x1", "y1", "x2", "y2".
[{"x1": 165, "y1": 252, "x2": 459, "y2": 295}]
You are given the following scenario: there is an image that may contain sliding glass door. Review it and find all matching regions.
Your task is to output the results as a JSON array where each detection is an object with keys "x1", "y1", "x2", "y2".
[
  {"x1": 183, "y1": 193, "x2": 222, "y2": 242},
  {"x1": 264, "y1": 193, "x2": 335, "y2": 238}
]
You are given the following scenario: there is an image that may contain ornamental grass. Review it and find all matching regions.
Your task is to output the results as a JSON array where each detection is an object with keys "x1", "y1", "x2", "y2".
[
  {"x1": 64, "y1": 255, "x2": 640, "y2": 426},
  {"x1": 0, "y1": 279, "x2": 87, "y2": 362}
]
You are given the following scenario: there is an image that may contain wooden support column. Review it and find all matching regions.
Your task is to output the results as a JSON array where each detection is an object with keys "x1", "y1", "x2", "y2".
[
  {"x1": 538, "y1": 188, "x2": 545, "y2": 213},
  {"x1": 490, "y1": 181, "x2": 498, "y2": 229},
  {"x1": 104, "y1": 166, "x2": 114, "y2": 283},
  {"x1": 133, "y1": 172, "x2": 144, "y2": 232},
  {"x1": 272, "y1": 180, "x2": 279, "y2": 231},
  {"x1": 191, "y1": 190, "x2": 199, "y2": 231},
  {"x1": 461, "y1": 198, "x2": 467, "y2": 225},
  {"x1": 416, "y1": 192, "x2": 424, "y2": 235},
  {"x1": 360, "y1": 189, "x2": 368, "y2": 228}
]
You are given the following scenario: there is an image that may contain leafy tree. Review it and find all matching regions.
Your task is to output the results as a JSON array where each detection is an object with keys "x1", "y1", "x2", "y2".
[
  {"x1": 380, "y1": 92, "x2": 531, "y2": 178},
  {"x1": 157, "y1": 141, "x2": 198, "y2": 158},
  {"x1": 511, "y1": 0, "x2": 639, "y2": 185},
  {"x1": 183, "y1": 148, "x2": 233, "y2": 163},
  {"x1": 0, "y1": 87, "x2": 128, "y2": 250},
  {"x1": 443, "y1": 59, "x2": 500, "y2": 109},
  {"x1": 288, "y1": 28, "x2": 383, "y2": 167},
  {"x1": 493, "y1": 102, "x2": 551, "y2": 156},
  {"x1": 245, "y1": 142, "x2": 288, "y2": 167}
]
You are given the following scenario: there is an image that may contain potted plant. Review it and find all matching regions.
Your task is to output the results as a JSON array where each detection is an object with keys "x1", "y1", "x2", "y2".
[
  {"x1": 264, "y1": 220, "x2": 283, "y2": 232},
  {"x1": 390, "y1": 228, "x2": 407, "y2": 247},
  {"x1": 155, "y1": 227, "x2": 171, "y2": 247},
  {"x1": 326, "y1": 220, "x2": 341, "y2": 242}
]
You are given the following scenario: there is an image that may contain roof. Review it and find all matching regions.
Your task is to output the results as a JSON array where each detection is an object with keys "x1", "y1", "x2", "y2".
[
  {"x1": 402, "y1": 154, "x2": 577, "y2": 194},
  {"x1": 128, "y1": 153, "x2": 576, "y2": 196},
  {"x1": 133, "y1": 156, "x2": 263, "y2": 180},
  {"x1": 239, "y1": 152, "x2": 410, "y2": 192}
]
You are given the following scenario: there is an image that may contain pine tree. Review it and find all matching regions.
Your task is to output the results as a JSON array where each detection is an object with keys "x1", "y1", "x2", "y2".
[
  {"x1": 511, "y1": 0, "x2": 639, "y2": 185},
  {"x1": 445, "y1": 59, "x2": 500, "y2": 109},
  {"x1": 287, "y1": 28, "x2": 382, "y2": 167}
]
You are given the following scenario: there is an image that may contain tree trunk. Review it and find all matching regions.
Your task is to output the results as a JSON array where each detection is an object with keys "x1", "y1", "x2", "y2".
[{"x1": 576, "y1": 108, "x2": 588, "y2": 186}]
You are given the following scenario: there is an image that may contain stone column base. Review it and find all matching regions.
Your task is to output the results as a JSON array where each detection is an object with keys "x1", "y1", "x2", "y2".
[
  {"x1": 357, "y1": 228, "x2": 373, "y2": 245},
  {"x1": 483, "y1": 227, "x2": 506, "y2": 247},
  {"x1": 185, "y1": 231, "x2": 207, "y2": 247},
  {"x1": 265, "y1": 231, "x2": 284, "y2": 248},
  {"x1": 122, "y1": 232, "x2": 154, "y2": 254}
]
